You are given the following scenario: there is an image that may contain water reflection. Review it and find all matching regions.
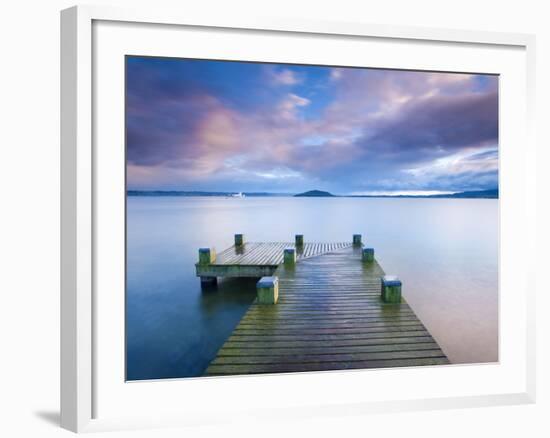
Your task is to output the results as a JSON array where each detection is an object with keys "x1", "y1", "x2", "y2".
[{"x1": 198, "y1": 278, "x2": 258, "y2": 316}]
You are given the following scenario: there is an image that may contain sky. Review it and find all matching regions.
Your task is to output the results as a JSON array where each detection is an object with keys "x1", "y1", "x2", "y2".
[{"x1": 126, "y1": 56, "x2": 498, "y2": 195}]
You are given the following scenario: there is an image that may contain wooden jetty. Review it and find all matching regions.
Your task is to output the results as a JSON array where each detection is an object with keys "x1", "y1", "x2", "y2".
[
  {"x1": 196, "y1": 234, "x2": 352, "y2": 283},
  {"x1": 197, "y1": 235, "x2": 449, "y2": 376}
]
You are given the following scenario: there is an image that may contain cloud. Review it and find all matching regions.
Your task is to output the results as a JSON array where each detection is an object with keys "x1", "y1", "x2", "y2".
[
  {"x1": 277, "y1": 93, "x2": 311, "y2": 120},
  {"x1": 405, "y1": 148, "x2": 498, "y2": 178},
  {"x1": 253, "y1": 167, "x2": 303, "y2": 180},
  {"x1": 269, "y1": 68, "x2": 302, "y2": 86},
  {"x1": 126, "y1": 57, "x2": 499, "y2": 193},
  {"x1": 330, "y1": 69, "x2": 343, "y2": 81},
  {"x1": 399, "y1": 147, "x2": 498, "y2": 191},
  {"x1": 366, "y1": 91, "x2": 498, "y2": 154}
]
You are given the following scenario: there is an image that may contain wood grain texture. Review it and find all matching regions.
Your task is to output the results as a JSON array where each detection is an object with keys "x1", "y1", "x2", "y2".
[
  {"x1": 205, "y1": 246, "x2": 449, "y2": 376},
  {"x1": 214, "y1": 242, "x2": 352, "y2": 266}
]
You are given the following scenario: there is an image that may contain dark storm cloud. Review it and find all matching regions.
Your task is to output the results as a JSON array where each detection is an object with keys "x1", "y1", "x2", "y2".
[{"x1": 366, "y1": 91, "x2": 498, "y2": 154}]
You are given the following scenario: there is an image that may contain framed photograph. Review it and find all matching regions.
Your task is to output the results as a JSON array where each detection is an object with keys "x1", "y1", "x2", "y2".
[{"x1": 61, "y1": 5, "x2": 536, "y2": 433}]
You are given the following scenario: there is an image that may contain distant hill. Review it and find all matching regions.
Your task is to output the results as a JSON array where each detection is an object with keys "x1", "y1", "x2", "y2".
[
  {"x1": 294, "y1": 190, "x2": 336, "y2": 197},
  {"x1": 431, "y1": 189, "x2": 498, "y2": 199},
  {"x1": 351, "y1": 188, "x2": 498, "y2": 199}
]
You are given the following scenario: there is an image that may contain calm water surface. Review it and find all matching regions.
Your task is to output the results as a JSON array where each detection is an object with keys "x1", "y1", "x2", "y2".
[{"x1": 126, "y1": 196, "x2": 498, "y2": 380}]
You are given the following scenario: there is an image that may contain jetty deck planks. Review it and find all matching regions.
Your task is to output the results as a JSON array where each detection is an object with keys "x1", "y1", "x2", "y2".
[
  {"x1": 196, "y1": 242, "x2": 352, "y2": 278},
  {"x1": 215, "y1": 241, "x2": 353, "y2": 265},
  {"x1": 205, "y1": 245, "x2": 449, "y2": 375}
]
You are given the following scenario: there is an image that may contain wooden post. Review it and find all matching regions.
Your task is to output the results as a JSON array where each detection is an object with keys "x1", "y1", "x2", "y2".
[
  {"x1": 362, "y1": 247, "x2": 375, "y2": 262},
  {"x1": 257, "y1": 276, "x2": 279, "y2": 304},
  {"x1": 200, "y1": 276, "x2": 218, "y2": 287},
  {"x1": 284, "y1": 248, "x2": 296, "y2": 266},
  {"x1": 198, "y1": 247, "x2": 216, "y2": 264},
  {"x1": 234, "y1": 234, "x2": 245, "y2": 247},
  {"x1": 381, "y1": 275, "x2": 402, "y2": 303},
  {"x1": 295, "y1": 234, "x2": 304, "y2": 247}
]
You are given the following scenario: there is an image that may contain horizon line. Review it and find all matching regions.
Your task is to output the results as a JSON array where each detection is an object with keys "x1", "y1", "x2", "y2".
[{"x1": 126, "y1": 188, "x2": 499, "y2": 197}]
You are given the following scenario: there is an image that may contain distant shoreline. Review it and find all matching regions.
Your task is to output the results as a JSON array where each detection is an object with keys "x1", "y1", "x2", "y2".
[{"x1": 127, "y1": 189, "x2": 498, "y2": 199}]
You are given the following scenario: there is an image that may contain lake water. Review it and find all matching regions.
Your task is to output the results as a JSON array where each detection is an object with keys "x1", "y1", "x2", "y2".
[{"x1": 126, "y1": 196, "x2": 498, "y2": 380}]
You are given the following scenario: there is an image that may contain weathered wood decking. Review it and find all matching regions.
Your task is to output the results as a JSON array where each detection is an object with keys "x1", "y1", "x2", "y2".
[
  {"x1": 196, "y1": 242, "x2": 352, "y2": 278},
  {"x1": 205, "y1": 245, "x2": 449, "y2": 376}
]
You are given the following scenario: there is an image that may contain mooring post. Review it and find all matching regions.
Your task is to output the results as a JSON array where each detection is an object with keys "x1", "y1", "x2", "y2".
[
  {"x1": 234, "y1": 234, "x2": 245, "y2": 247},
  {"x1": 284, "y1": 248, "x2": 296, "y2": 266},
  {"x1": 198, "y1": 248, "x2": 217, "y2": 287},
  {"x1": 256, "y1": 276, "x2": 279, "y2": 304},
  {"x1": 362, "y1": 247, "x2": 375, "y2": 262},
  {"x1": 353, "y1": 234, "x2": 362, "y2": 246},
  {"x1": 198, "y1": 247, "x2": 216, "y2": 264},
  {"x1": 381, "y1": 275, "x2": 402, "y2": 303},
  {"x1": 295, "y1": 234, "x2": 304, "y2": 247}
]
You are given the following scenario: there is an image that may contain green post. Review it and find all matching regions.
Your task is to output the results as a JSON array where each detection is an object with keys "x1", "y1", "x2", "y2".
[
  {"x1": 257, "y1": 276, "x2": 279, "y2": 304},
  {"x1": 353, "y1": 234, "x2": 362, "y2": 246},
  {"x1": 295, "y1": 234, "x2": 304, "y2": 247},
  {"x1": 284, "y1": 248, "x2": 296, "y2": 266},
  {"x1": 381, "y1": 275, "x2": 402, "y2": 303},
  {"x1": 198, "y1": 247, "x2": 216, "y2": 265},
  {"x1": 234, "y1": 234, "x2": 245, "y2": 247},
  {"x1": 362, "y1": 247, "x2": 375, "y2": 262}
]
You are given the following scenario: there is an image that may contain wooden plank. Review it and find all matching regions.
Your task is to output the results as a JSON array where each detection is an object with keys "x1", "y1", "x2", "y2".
[
  {"x1": 195, "y1": 264, "x2": 277, "y2": 278},
  {"x1": 241, "y1": 309, "x2": 418, "y2": 317},
  {"x1": 246, "y1": 302, "x2": 411, "y2": 309},
  {"x1": 234, "y1": 319, "x2": 426, "y2": 329},
  {"x1": 244, "y1": 307, "x2": 414, "y2": 316},
  {"x1": 241, "y1": 315, "x2": 420, "y2": 323},
  {"x1": 239, "y1": 318, "x2": 424, "y2": 332},
  {"x1": 206, "y1": 357, "x2": 450, "y2": 375},
  {"x1": 210, "y1": 349, "x2": 446, "y2": 365},
  {"x1": 223, "y1": 336, "x2": 437, "y2": 349},
  {"x1": 217, "y1": 341, "x2": 441, "y2": 356},
  {"x1": 231, "y1": 326, "x2": 429, "y2": 336},
  {"x1": 227, "y1": 330, "x2": 433, "y2": 342}
]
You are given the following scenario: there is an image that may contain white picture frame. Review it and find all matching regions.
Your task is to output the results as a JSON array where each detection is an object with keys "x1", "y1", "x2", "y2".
[{"x1": 60, "y1": 4, "x2": 537, "y2": 433}]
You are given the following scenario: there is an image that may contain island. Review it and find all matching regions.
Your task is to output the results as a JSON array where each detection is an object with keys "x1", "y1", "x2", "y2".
[{"x1": 294, "y1": 190, "x2": 336, "y2": 197}]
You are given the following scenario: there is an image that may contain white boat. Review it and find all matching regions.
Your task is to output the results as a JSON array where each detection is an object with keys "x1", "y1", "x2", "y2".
[{"x1": 231, "y1": 192, "x2": 245, "y2": 198}]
